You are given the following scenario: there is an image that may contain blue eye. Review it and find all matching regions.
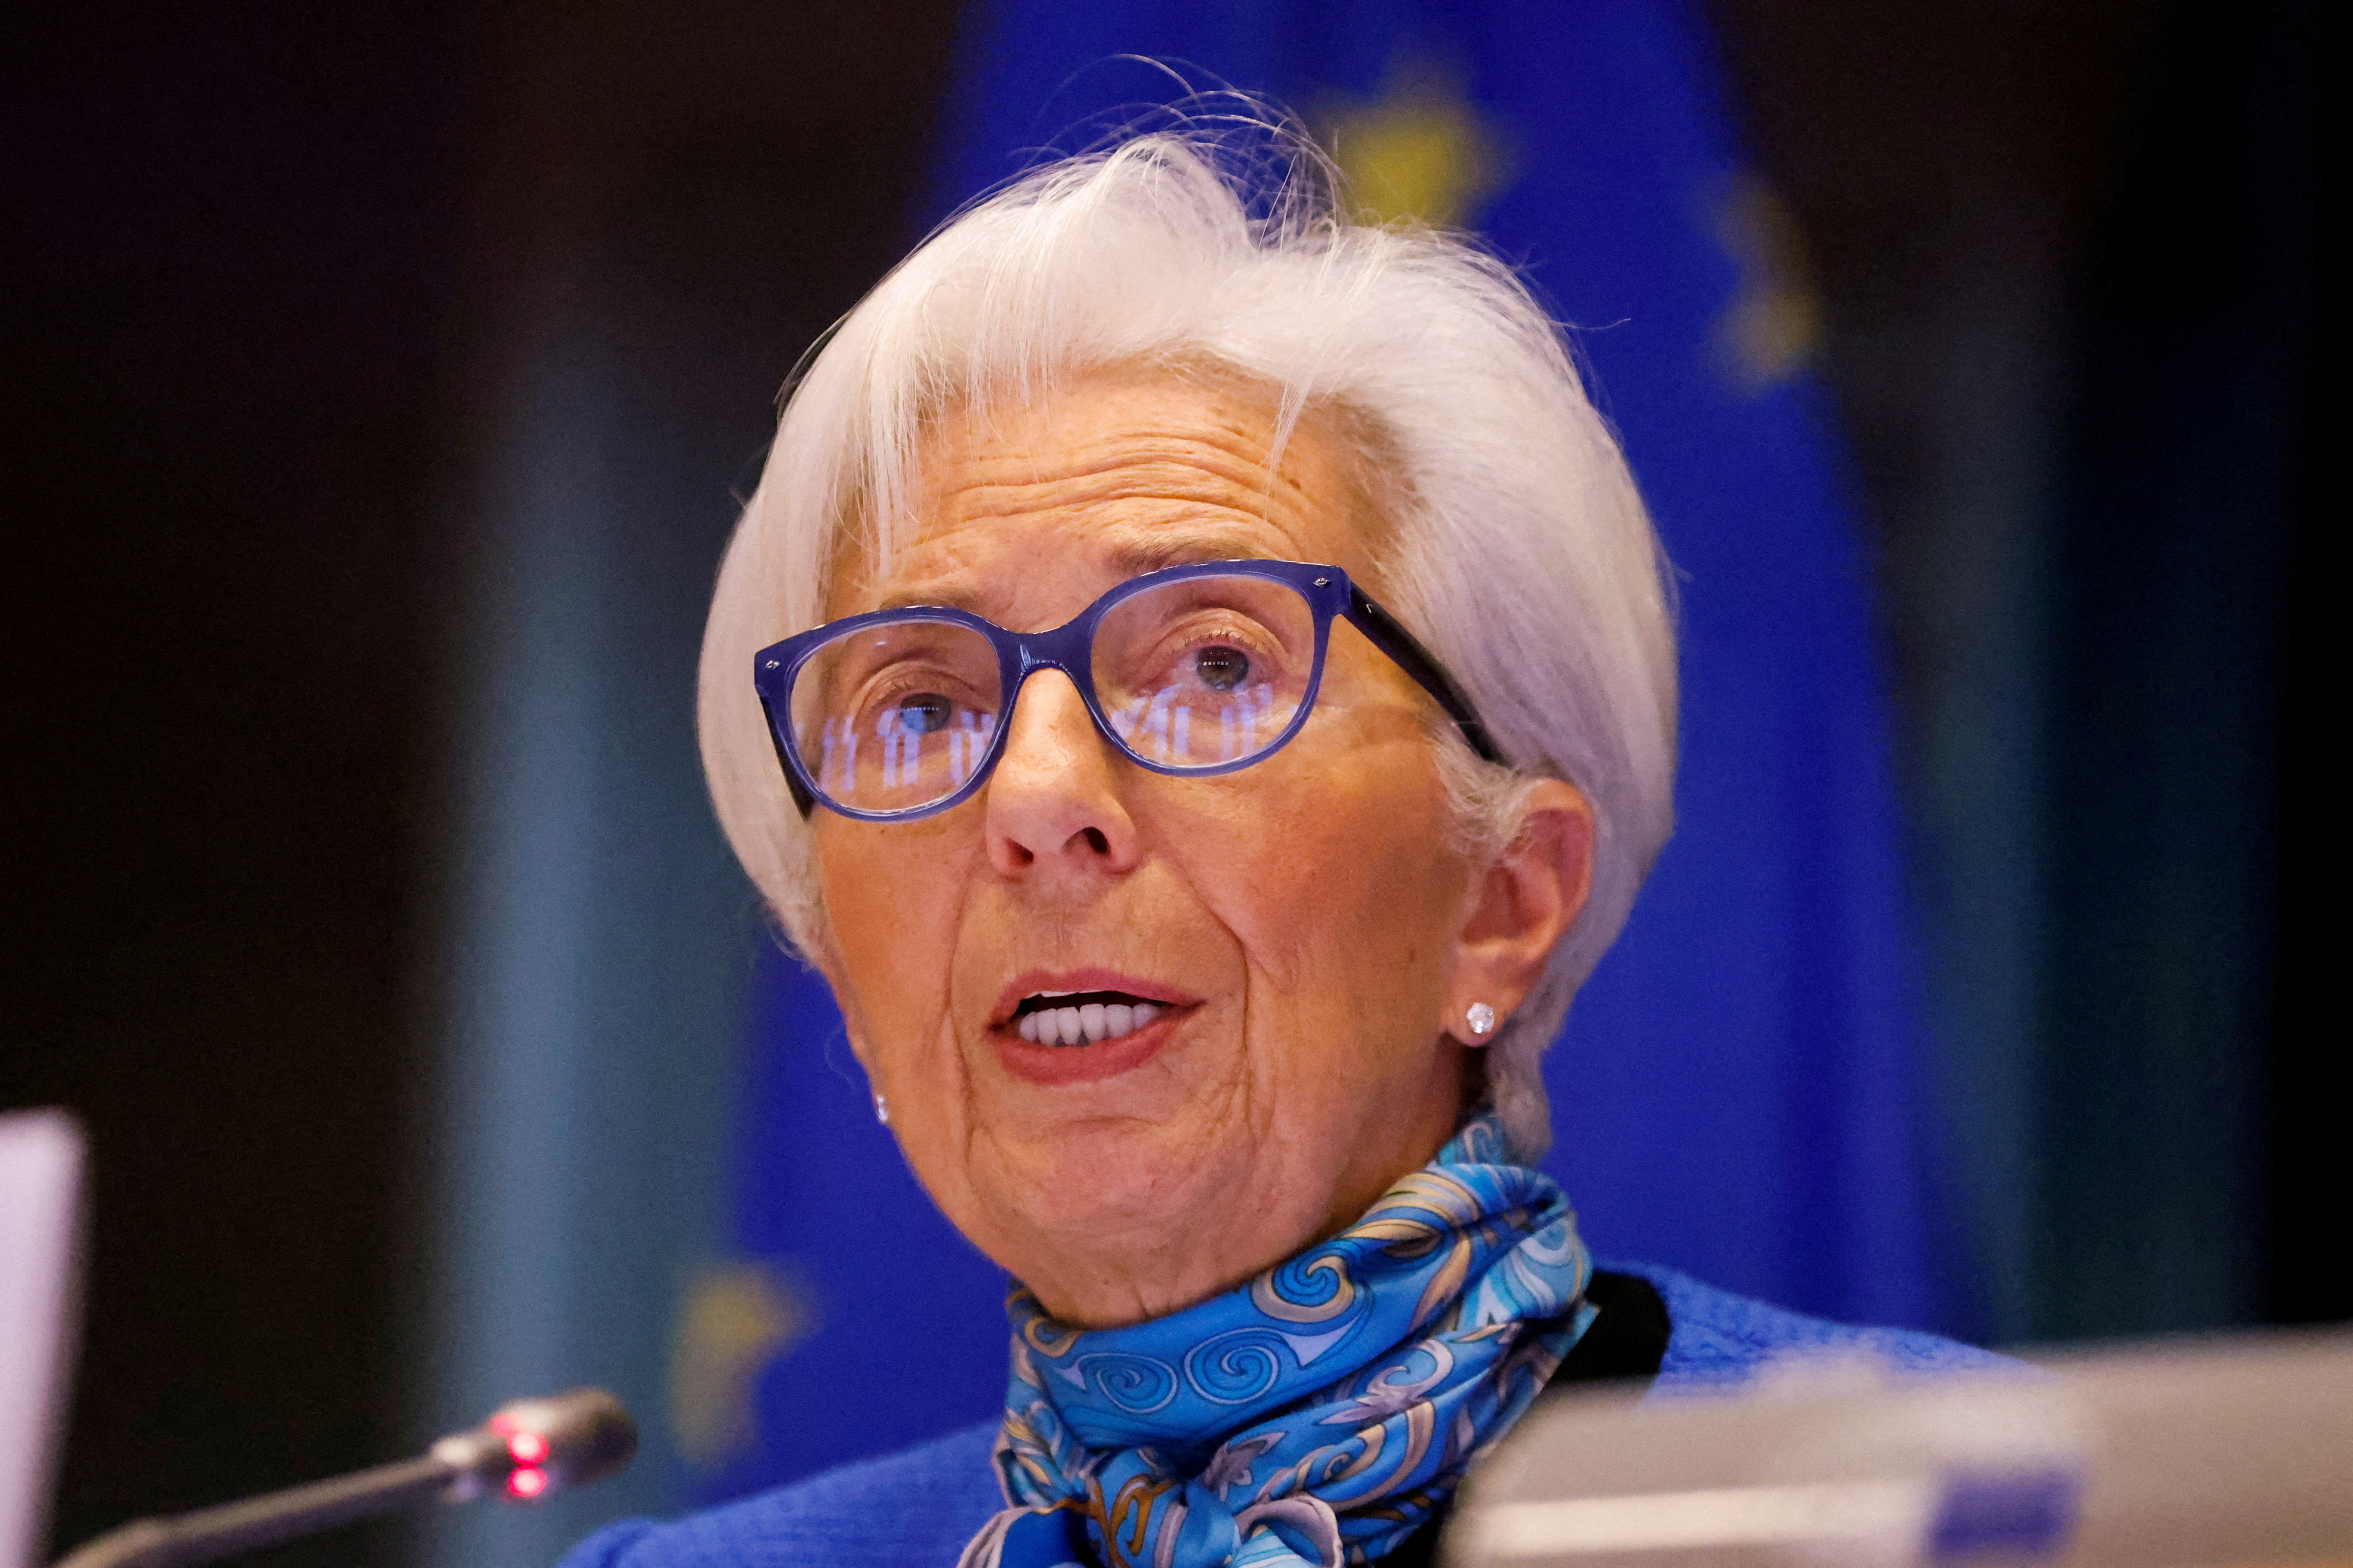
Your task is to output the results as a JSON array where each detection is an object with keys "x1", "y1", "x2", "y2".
[
  {"x1": 1195, "y1": 646, "x2": 1250, "y2": 691},
  {"x1": 896, "y1": 693, "x2": 954, "y2": 733}
]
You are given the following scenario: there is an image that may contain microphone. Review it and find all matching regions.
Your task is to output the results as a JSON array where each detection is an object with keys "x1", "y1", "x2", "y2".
[{"x1": 51, "y1": 1387, "x2": 637, "y2": 1568}]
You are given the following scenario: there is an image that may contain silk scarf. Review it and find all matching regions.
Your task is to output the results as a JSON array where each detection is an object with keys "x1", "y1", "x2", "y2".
[{"x1": 959, "y1": 1114, "x2": 1593, "y2": 1568}]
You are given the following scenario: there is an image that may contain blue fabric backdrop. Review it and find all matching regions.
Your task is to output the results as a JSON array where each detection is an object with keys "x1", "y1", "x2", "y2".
[{"x1": 693, "y1": 0, "x2": 1972, "y2": 1506}]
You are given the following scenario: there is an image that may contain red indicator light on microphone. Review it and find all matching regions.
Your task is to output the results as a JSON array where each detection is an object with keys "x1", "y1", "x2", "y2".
[
  {"x1": 508, "y1": 1465, "x2": 548, "y2": 1498},
  {"x1": 507, "y1": 1430, "x2": 549, "y2": 1465}
]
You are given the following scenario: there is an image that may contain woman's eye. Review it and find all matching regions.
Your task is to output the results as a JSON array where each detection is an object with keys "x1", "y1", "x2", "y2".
[
  {"x1": 894, "y1": 692, "x2": 954, "y2": 733},
  {"x1": 1194, "y1": 646, "x2": 1251, "y2": 691}
]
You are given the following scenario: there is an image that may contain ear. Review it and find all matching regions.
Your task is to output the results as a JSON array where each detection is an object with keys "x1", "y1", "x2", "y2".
[{"x1": 1443, "y1": 778, "x2": 1595, "y2": 1045}]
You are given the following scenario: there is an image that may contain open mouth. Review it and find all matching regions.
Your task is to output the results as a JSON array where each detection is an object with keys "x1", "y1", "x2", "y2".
[{"x1": 1011, "y1": 990, "x2": 1167, "y2": 1047}]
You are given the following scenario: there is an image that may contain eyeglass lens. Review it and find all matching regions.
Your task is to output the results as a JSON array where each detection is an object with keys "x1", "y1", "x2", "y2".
[{"x1": 786, "y1": 572, "x2": 1318, "y2": 815}]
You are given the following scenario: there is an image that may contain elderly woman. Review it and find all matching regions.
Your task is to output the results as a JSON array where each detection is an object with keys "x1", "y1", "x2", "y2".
[{"x1": 564, "y1": 127, "x2": 1994, "y2": 1568}]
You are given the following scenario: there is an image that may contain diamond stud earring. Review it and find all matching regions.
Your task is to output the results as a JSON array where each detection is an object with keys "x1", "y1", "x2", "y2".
[
  {"x1": 874, "y1": 1093, "x2": 889, "y2": 1125},
  {"x1": 1465, "y1": 1002, "x2": 1497, "y2": 1038}
]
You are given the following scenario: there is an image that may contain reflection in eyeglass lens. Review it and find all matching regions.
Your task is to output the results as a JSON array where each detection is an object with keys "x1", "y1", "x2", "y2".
[
  {"x1": 792, "y1": 620, "x2": 1002, "y2": 810},
  {"x1": 1094, "y1": 575, "x2": 1312, "y2": 768}
]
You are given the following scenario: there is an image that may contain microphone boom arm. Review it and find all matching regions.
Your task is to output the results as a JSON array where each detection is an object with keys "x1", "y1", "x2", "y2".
[{"x1": 52, "y1": 1388, "x2": 637, "y2": 1568}]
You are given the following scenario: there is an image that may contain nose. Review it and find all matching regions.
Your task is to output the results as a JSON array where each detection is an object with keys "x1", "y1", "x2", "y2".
[{"x1": 983, "y1": 667, "x2": 1140, "y2": 878}]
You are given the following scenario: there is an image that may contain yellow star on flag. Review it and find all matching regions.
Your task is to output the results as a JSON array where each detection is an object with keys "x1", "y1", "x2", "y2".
[{"x1": 1320, "y1": 60, "x2": 1509, "y2": 229}]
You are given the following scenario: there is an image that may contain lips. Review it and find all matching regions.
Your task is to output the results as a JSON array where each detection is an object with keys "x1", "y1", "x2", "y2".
[{"x1": 988, "y1": 968, "x2": 1197, "y2": 1085}]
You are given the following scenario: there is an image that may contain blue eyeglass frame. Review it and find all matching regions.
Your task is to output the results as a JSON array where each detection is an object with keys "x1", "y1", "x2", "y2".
[{"x1": 751, "y1": 558, "x2": 1508, "y2": 822}]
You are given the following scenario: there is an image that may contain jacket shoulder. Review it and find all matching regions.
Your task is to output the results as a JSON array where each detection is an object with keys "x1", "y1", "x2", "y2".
[
  {"x1": 1603, "y1": 1260, "x2": 2013, "y2": 1391},
  {"x1": 557, "y1": 1421, "x2": 1003, "y2": 1568}
]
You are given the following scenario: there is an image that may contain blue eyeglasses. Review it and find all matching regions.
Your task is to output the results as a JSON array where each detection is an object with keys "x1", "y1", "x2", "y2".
[{"x1": 752, "y1": 559, "x2": 1506, "y2": 822}]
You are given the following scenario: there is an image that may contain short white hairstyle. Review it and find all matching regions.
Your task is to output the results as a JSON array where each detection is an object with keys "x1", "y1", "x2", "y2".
[{"x1": 698, "y1": 123, "x2": 1677, "y2": 1158}]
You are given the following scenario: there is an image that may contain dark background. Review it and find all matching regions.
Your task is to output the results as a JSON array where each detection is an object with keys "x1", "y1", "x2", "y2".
[{"x1": 3, "y1": 1, "x2": 2324, "y2": 1563}]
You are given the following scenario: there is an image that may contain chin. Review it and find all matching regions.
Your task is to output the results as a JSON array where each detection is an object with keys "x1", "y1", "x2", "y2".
[{"x1": 982, "y1": 1112, "x2": 1258, "y2": 1237}]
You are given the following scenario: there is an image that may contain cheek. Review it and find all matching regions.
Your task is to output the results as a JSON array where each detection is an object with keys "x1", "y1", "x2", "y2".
[
  {"x1": 1169, "y1": 742, "x2": 1463, "y2": 1003},
  {"x1": 813, "y1": 819, "x2": 977, "y2": 1051}
]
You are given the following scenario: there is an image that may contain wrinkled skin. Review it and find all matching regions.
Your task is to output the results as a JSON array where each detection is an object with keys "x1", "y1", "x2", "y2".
[{"x1": 808, "y1": 368, "x2": 1593, "y2": 1327}]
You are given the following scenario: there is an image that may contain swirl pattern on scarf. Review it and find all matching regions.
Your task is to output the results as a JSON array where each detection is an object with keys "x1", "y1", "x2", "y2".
[{"x1": 958, "y1": 1114, "x2": 1593, "y2": 1568}]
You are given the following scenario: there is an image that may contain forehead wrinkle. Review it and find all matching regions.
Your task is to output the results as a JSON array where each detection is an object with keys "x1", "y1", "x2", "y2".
[
  {"x1": 932, "y1": 442, "x2": 1315, "y2": 531},
  {"x1": 839, "y1": 376, "x2": 1379, "y2": 620},
  {"x1": 928, "y1": 389, "x2": 1322, "y2": 520},
  {"x1": 863, "y1": 524, "x2": 1017, "y2": 615},
  {"x1": 938, "y1": 464, "x2": 1279, "y2": 526}
]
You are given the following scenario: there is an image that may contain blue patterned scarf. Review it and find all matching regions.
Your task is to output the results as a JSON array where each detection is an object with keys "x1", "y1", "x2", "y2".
[{"x1": 959, "y1": 1114, "x2": 1593, "y2": 1568}]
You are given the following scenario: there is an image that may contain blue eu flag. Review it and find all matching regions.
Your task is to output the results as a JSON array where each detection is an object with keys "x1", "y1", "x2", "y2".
[{"x1": 687, "y1": 0, "x2": 1968, "y2": 1503}]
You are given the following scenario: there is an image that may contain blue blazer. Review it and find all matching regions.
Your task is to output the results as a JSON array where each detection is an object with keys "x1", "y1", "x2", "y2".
[{"x1": 561, "y1": 1262, "x2": 2005, "y2": 1567}]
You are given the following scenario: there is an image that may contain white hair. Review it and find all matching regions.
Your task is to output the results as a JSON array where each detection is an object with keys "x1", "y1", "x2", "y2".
[{"x1": 697, "y1": 123, "x2": 1677, "y2": 1158}]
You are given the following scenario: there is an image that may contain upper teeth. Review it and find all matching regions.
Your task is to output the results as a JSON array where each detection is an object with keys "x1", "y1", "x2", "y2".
[{"x1": 1017, "y1": 999, "x2": 1160, "y2": 1046}]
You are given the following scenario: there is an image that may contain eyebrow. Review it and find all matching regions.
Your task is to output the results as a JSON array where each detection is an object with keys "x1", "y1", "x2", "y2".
[
  {"x1": 873, "y1": 583, "x2": 986, "y2": 613},
  {"x1": 1106, "y1": 528, "x2": 1277, "y2": 576},
  {"x1": 868, "y1": 527, "x2": 1283, "y2": 615}
]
